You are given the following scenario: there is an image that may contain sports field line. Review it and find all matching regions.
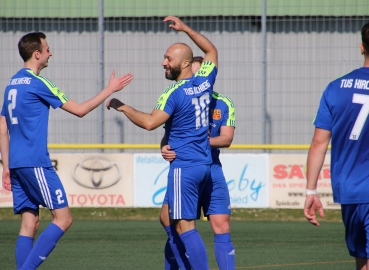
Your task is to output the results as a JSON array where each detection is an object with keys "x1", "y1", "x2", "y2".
[{"x1": 215, "y1": 260, "x2": 354, "y2": 269}]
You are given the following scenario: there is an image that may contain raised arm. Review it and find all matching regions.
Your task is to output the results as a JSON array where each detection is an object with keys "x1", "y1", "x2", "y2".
[
  {"x1": 163, "y1": 16, "x2": 218, "y2": 68},
  {"x1": 61, "y1": 71, "x2": 133, "y2": 118},
  {"x1": 0, "y1": 116, "x2": 11, "y2": 191}
]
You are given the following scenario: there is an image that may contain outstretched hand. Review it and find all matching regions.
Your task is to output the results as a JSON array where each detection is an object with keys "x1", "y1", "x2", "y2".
[
  {"x1": 304, "y1": 195, "x2": 324, "y2": 226},
  {"x1": 107, "y1": 70, "x2": 133, "y2": 94},
  {"x1": 2, "y1": 168, "x2": 11, "y2": 191},
  {"x1": 163, "y1": 16, "x2": 188, "y2": 32}
]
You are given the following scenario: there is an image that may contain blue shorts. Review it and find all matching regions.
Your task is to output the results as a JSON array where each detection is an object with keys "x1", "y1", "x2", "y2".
[
  {"x1": 11, "y1": 167, "x2": 69, "y2": 214},
  {"x1": 201, "y1": 161, "x2": 231, "y2": 217},
  {"x1": 341, "y1": 203, "x2": 369, "y2": 258},
  {"x1": 166, "y1": 164, "x2": 210, "y2": 220}
]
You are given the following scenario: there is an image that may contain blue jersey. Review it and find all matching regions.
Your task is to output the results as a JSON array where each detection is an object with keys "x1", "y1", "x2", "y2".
[
  {"x1": 156, "y1": 61, "x2": 217, "y2": 168},
  {"x1": 1, "y1": 68, "x2": 69, "y2": 168},
  {"x1": 314, "y1": 67, "x2": 369, "y2": 204},
  {"x1": 209, "y1": 92, "x2": 236, "y2": 161}
]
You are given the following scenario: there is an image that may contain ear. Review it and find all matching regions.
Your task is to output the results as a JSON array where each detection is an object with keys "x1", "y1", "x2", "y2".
[
  {"x1": 360, "y1": 42, "x2": 366, "y2": 55},
  {"x1": 34, "y1": 50, "x2": 41, "y2": 60},
  {"x1": 182, "y1": 60, "x2": 190, "y2": 69}
]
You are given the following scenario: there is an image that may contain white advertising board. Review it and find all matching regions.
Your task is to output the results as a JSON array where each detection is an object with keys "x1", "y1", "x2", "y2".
[
  {"x1": 133, "y1": 153, "x2": 269, "y2": 208},
  {"x1": 269, "y1": 154, "x2": 339, "y2": 209}
]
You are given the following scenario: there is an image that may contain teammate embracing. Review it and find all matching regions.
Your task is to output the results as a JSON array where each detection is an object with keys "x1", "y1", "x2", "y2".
[
  {"x1": 160, "y1": 56, "x2": 236, "y2": 270},
  {"x1": 107, "y1": 16, "x2": 218, "y2": 269}
]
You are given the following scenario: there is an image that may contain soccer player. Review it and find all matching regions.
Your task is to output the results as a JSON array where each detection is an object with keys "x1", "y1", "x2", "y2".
[
  {"x1": 304, "y1": 22, "x2": 369, "y2": 270},
  {"x1": 106, "y1": 16, "x2": 218, "y2": 269},
  {"x1": 0, "y1": 32, "x2": 133, "y2": 270},
  {"x1": 160, "y1": 56, "x2": 236, "y2": 270}
]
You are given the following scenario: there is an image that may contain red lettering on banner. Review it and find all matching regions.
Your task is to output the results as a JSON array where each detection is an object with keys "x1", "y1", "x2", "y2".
[
  {"x1": 289, "y1": 183, "x2": 305, "y2": 188},
  {"x1": 289, "y1": 165, "x2": 304, "y2": 179},
  {"x1": 273, "y1": 164, "x2": 331, "y2": 180},
  {"x1": 98, "y1": 195, "x2": 107, "y2": 205},
  {"x1": 88, "y1": 194, "x2": 96, "y2": 204},
  {"x1": 273, "y1": 165, "x2": 288, "y2": 179},
  {"x1": 116, "y1": 195, "x2": 125, "y2": 205},
  {"x1": 273, "y1": 183, "x2": 286, "y2": 188},
  {"x1": 69, "y1": 194, "x2": 76, "y2": 204},
  {"x1": 78, "y1": 195, "x2": 87, "y2": 206},
  {"x1": 68, "y1": 194, "x2": 126, "y2": 206}
]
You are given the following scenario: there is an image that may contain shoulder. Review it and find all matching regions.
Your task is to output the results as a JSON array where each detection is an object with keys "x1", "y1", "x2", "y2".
[
  {"x1": 195, "y1": 61, "x2": 217, "y2": 77},
  {"x1": 212, "y1": 92, "x2": 235, "y2": 109},
  {"x1": 26, "y1": 69, "x2": 57, "y2": 90}
]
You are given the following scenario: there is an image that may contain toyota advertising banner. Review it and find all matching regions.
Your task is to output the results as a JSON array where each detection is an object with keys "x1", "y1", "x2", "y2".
[
  {"x1": 51, "y1": 154, "x2": 134, "y2": 207},
  {"x1": 133, "y1": 153, "x2": 269, "y2": 208},
  {"x1": 269, "y1": 154, "x2": 339, "y2": 209}
]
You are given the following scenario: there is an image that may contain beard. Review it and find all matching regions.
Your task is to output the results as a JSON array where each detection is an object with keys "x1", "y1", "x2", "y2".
[{"x1": 165, "y1": 64, "x2": 181, "y2": 81}]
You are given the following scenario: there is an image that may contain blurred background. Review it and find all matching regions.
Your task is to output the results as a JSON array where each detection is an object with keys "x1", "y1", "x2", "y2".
[{"x1": 1, "y1": 0, "x2": 368, "y2": 154}]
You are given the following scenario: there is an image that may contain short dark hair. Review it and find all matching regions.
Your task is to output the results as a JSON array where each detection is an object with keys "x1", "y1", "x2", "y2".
[
  {"x1": 192, "y1": 56, "x2": 204, "y2": 64},
  {"x1": 361, "y1": 22, "x2": 369, "y2": 55},
  {"x1": 18, "y1": 32, "x2": 46, "y2": 62}
]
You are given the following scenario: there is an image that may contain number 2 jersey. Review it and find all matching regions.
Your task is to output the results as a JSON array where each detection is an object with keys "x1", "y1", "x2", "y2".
[
  {"x1": 156, "y1": 61, "x2": 217, "y2": 168},
  {"x1": 1, "y1": 68, "x2": 69, "y2": 168},
  {"x1": 313, "y1": 67, "x2": 369, "y2": 204}
]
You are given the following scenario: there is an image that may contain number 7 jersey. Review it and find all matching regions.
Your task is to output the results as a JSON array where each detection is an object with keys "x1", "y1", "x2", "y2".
[
  {"x1": 313, "y1": 67, "x2": 369, "y2": 204},
  {"x1": 1, "y1": 68, "x2": 69, "y2": 168},
  {"x1": 155, "y1": 61, "x2": 217, "y2": 168}
]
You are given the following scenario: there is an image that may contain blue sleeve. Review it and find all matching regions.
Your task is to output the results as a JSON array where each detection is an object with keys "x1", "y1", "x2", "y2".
[
  {"x1": 313, "y1": 84, "x2": 332, "y2": 131},
  {"x1": 35, "y1": 78, "x2": 69, "y2": 109}
]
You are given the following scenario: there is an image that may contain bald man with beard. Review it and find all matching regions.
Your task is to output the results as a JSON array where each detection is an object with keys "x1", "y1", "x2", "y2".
[{"x1": 106, "y1": 16, "x2": 218, "y2": 269}]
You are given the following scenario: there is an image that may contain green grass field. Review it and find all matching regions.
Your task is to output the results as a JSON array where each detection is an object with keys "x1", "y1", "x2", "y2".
[{"x1": 0, "y1": 208, "x2": 352, "y2": 270}]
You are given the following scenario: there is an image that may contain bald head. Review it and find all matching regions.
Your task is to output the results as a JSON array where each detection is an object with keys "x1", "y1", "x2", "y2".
[
  {"x1": 162, "y1": 43, "x2": 194, "y2": 81},
  {"x1": 167, "y1": 43, "x2": 193, "y2": 63}
]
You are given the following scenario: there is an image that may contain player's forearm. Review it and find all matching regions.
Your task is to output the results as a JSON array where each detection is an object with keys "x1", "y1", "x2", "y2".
[
  {"x1": 78, "y1": 88, "x2": 114, "y2": 117},
  {"x1": 182, "y1": 25, "x2": 217, "y2": 57},
  {"x1": 306, "y1": 141, "x2": 328, "y2": 190},
  {"x1": 118, "y1": 105, "x2": 157, "y2": 131},
  {"x1": 0, "y1": 119, "x2": 10, "y2": 169},
  {"x1": 209, "y1": 134, "x2": 233, "y2": 148}
]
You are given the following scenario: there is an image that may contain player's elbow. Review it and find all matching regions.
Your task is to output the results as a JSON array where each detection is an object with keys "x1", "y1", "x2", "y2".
[
  {"x1": 224, "y1": 137, "x2": 233, "y2": 148},
  {"x1": 144, "y1": 123, "x2": 157, "y2": 131}
]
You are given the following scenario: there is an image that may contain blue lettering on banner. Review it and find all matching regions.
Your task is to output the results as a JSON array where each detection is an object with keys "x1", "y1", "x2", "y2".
[
  {"x1": 151, "y1": 166, "x2": 170, "y2": 205},
  {"x1": 227, "y1": 164, "x2": 265, "y2": 205},
  {"x1": 150, "y1": 163, "x2": 265, "y2": 206},
  {"x1": 136, "y1": 156, "x2": 167, "y2": 164}
]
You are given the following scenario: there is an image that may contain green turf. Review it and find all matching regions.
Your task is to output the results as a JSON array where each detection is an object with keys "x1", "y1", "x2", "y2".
[{"x1": 0, "y1": 219, "x2": 352, "y2": 270}]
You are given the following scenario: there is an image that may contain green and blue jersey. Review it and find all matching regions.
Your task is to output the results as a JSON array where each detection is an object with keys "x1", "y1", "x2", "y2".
[
  {"x1": 156, "y1": 61, "x2": 217, "y2": 168},
  {"x1": 1, "y1": 68, "x2": 69, "y2": 168}
]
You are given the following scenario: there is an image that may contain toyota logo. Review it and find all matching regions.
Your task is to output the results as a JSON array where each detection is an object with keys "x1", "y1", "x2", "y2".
[{"x1": 72, "y1": 156, "x2": 121, "y2": 189}]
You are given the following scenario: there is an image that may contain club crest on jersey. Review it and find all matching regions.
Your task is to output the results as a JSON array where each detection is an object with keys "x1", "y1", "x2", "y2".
[{"x1": 212, "y1": 109, "x2": 221, "y2": 120}]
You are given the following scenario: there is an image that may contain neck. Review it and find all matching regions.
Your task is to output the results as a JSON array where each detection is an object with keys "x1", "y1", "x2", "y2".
[
  {"x1": 364, "y1": 57, "x2": 369, "y2": 67},
  {"x1": 175, "y1": 68, "x2": 193, "y2": 81},
  {"x1": 24, "y1": 62, "x2": 42, "y2": 75}
]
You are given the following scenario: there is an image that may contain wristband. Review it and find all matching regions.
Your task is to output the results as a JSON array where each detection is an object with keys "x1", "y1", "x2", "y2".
[
  {"x1": 109, "y1": 98, "x2": 125, "y2": 110},
  {"x1": 305, "y1": 189, "x2": 317, "y2": 195}
]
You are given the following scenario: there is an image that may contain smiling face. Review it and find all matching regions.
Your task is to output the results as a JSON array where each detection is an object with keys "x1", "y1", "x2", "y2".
[
  {"x1": 162, "y1": 46, "x2": 182, "y2": 81},
  {"x1": 38, "y1": 38, "x2": 52, "y2": 69},
  {"x1": 162, "y1": 43, "x2": 193, "y2": 81}
]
